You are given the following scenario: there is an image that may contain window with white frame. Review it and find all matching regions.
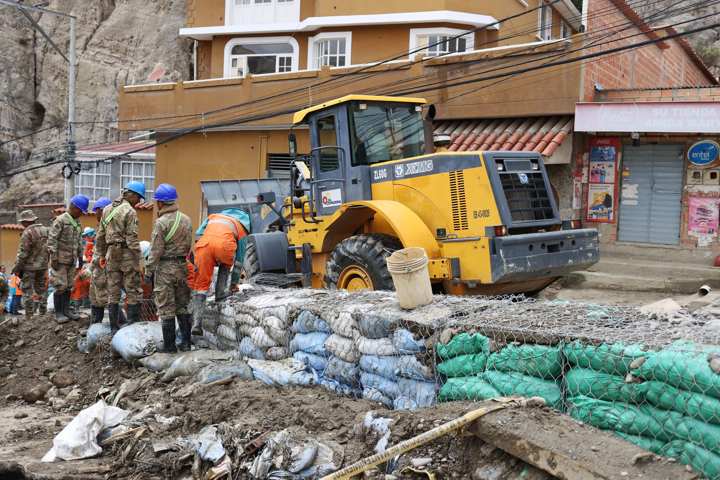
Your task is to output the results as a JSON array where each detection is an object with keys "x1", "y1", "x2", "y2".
[
  {"x1": 409, "y1": 28, "x2": 474, "y2": 59},
  {"x1": 308, "y1": 32, "x2": 351, "y2": 69},
  {"x1": 229, "y1": 0, "x2": 298, "y2": 26},
  {"x1": 539, "y1": 1, "x2": 553, "y2": 41},
  {"x1": 225, "y1": 38, "x2": 298, "y2": 77},
  {"x1": 75, "y1": 162, "x2": 111, "y2": 200},
  {"x1": 560, "y1": 20, "x2": 571, "y2": 38},
  {"x1": 121, "y1": 161, "x2": 155, "y2": 198}
]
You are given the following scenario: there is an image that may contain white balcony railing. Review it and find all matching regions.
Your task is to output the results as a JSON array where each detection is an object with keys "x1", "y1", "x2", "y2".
[{"x1": 227, "y1": 0, "x2": 300, "y2": 27}]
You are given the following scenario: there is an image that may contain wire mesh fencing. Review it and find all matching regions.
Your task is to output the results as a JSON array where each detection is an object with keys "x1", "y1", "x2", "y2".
[{"x1": 198, "y1": 287, "x2": 720, "y2": 479}]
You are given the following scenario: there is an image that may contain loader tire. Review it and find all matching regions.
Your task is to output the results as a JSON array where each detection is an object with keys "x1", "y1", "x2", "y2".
[
  {"x1": 324, "y1": 234, "x2": 401, "y2": 291},
  {"x1": 239, "y1": 242, "x2": 260, "y2": 283}
]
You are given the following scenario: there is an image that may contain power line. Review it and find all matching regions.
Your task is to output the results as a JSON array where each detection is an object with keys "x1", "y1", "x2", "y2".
[{"x1": 0, "y1": 124, "x2": 63, "y2": 146}]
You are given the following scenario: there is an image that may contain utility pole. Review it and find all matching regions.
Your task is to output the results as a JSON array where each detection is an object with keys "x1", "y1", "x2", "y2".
[{"x1": 0, "y1": 0, "x2": 76, "y2": 202}]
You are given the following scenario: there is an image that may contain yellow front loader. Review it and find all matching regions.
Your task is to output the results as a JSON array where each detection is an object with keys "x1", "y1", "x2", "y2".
[{"x1": 242, "y1": 95, "x2": 598, "y2": 295}]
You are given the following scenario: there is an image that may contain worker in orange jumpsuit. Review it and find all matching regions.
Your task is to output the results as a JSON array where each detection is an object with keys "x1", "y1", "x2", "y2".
[
  {"x1": 191, "y1": 208, "x2": 250, "y2": 335},
  {"x1": 68, "y1": 227, "x2": 96, "y2": 314}
]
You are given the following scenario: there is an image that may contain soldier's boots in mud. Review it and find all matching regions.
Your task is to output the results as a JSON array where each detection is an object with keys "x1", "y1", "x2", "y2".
[
  {"x1": 64, "y1": 292, "x2": 80, "y2": 321},
  {"x1": 161, "y1": 317, "x2": 177, "y2": 353},
  {"x1": 91, "y1": 306, "x2": 104, "y2": 324},
  {"x1": 191, "y1": 294, "x2": 206, "y2": 336},
  {"x1": 177, "y1": 314, "x2": 192, "y2": 351},
  {"x1": 108, "y1": 303, "x2": 120, "y2": 334},
  {"x1": 54, "y1": 291, "x2": 69, "y2": 324},
  {"x1": 126, "y1": 303, "x2": 140, "y2": 325}
]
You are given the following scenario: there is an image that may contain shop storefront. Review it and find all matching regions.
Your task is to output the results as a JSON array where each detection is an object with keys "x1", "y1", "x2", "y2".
[{"x1": 575, "y1": 97, "x2": 720, "y2": 252}]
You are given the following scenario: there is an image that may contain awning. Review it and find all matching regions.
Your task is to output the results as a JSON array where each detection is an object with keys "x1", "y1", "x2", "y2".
[
  {"x1": 434, "y1": 115, "x2": 573, "y2": 159},
  {"x1": 575, "y1": 102, "x2": 720, "y2": 133}
]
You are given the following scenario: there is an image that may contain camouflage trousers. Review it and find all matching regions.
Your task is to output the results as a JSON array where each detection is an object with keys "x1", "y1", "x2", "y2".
[
  {"x1": 154, "y1": 260, "x2": 191, "y2": 317},
  {"x1": 107, "y1": 246, "x2": 142, "y2": 304},
  {"x1": 89, "y1": 265, "x2": 108, "y2": 307},
  {"x1": 51, "y1": 263, "x2": 75, "y2": 293},
  {"x1": 21, "y1": 269, "x2": 48, "y2": 312}
]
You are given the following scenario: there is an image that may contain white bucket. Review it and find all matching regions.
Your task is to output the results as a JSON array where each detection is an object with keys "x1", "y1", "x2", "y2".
[{"x1": 386, "y1": 247, "x2": 433, "y2": 310}]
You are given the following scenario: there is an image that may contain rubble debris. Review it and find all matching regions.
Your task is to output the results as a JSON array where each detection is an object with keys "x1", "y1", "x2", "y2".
[
  {"x1": 41, "y1": 400, "x2": 129, "y2": 462},
  {"x1": 249, "y1": 428, "x2": 340, "y2": 479}
]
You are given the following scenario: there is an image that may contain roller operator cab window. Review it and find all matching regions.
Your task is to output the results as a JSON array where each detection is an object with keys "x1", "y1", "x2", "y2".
[{"x1": 350, "y1": 102, "x2": 425, "y2": 166}]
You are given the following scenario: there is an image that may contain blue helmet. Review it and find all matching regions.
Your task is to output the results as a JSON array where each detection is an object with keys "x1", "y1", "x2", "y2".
[
  {"x1": 70, "y1": 194, "x2": 90, "y2": 213},
  {"x1": 93, "y1": 197, "x2": 111, "y2": 213},
  {"x1": 153, "y1": 183, "x2": 178, "y2": 202},
  {"x1": 124, "y1": 180, "x2": 146, "y2": 199}
]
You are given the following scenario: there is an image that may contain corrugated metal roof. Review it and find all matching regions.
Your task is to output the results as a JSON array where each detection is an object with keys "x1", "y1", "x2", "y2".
[
  {"x1": 77, "y1": 140, "x2": 156, "y2": 156},
  {"x1": 434, "y1": 115, "x2": 573, "y2": 157},
  {"x1": 1, "y1": 224, "x2": 25, "y2": 231}
]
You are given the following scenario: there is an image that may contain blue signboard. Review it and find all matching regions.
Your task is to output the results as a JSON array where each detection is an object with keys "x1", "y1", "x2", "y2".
[{"x1": 688, "y1": 140, "x2": 720, "y2": 167}]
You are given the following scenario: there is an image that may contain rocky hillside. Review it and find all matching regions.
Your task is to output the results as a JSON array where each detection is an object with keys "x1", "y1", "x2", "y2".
[{"x1": 0, "y1": 0, "x2": 190, "y2": 214}]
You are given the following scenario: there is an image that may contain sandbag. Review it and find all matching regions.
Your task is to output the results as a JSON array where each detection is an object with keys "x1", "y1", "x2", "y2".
[
  {"x1": 261, "y1": 315, "x2": 291, "y2": 345},
  {"x1": 325, "y1": 334, "x2": 360, "y2": 363},
  {"x1": 292, "y1": 311, "x2": 331, "y2": 334},
  {"x1": 361, "y1": 372, "x2": 400, "y2": 399},
  {"x1": 397, "y1": 377, "x2": 436, "y2": 408},
  {"x1": 217, "y1": 324, "x2": 239, "y2": 343},
  {"x1": 201, "y1": 314, "x2": 219, "y2": 334},
  {"x1": 248, "y1": 358, "x2": 318, "y2": 387},
  {"x1": 77, "y1": 323, "x2": 112, "y2": 353},
  {"x1": 395, "y1": 356, "x2": 434, "y2": 381},
  {"x1": 484, "y1": 370, "x2": 562, "y2": 409},
  {"x1": 162, "y1": 350, "x2": 235, "y2": 382},
  {"x1": 363, "y1": 388, "x2": 393, "y2": 408},
  {"x1": 320, "y1": 378, "x2": 359, "y2": 397},
  {"x1": 647, "y1": 405, "x2": 720, "y2": 456},
  {"x1": 437, "y1": 353, "x2": 488, "y2": 378},
  {"x1": 260, "y1": 306, "x2": 289, "y2": 325},
  {"x1": 360, "y1": 355, "x2": 399, "y2": 381},
  {"x1": 393, "y1": 397, "x2": 418, "y2": 411},
  {"x1": 487, "y1": 344, "x2": 562, "y2": 379},
  {"x1": 293, "y1": 351, "x2": 328, "y2": 372},
  {"x1": 436, "y1": 332, "x2": 490, "y2": 360},
  {"x1": 239, "y1": 336, "x2": 265, "y2": 360},
  {"x1": 137, "y1": 352, "x2": 180, "y2": 372},
  {"x1": 250, "y1": 326, "x2": 278, "y2": 348},
  {"x1": 111, "y1": 322, "x2": 164, "y2": 362},
  {"x1": 438, "y1": 377, "x2": 500, "y2": 402},
  {"x1": 568, "y1": 396, "x2": 670, "y2": 441},
  {"x1": 632, "y1": 347, "x2": 720, "y2": 399},
  {"x1": 329, "y1": 310, "x2": 360, "y2": 339},
  {"x1": 393, "y1": 329, "x2": 425, "y2": 354},
  {"x1": 357, "y1": 314, "x2": 397, "y2": 339},
  {"x1": 662, "y1": 440, "x2": 720, "y2": 480},
  {"x1": 563, "y1": 341, "x2": 647, "y2": 376},
  {"x1": 195, "y1": 361, "x2": 254, "y2": 384},
  {"x1": 236, "y1": 313, "x2": 258, "y2": 327},
  {"x1": 356, "y1": 336, "x2": 397, "y2": 357},
  {"x1": 290, "y1": 332, "x2": 330, "y2": 356},
  {"x1": 324, "y1": 357, "x2": 360, "y2": 386},
  {"x1": 565, "y1": 368, "x2": 644, "y2": 404},
  {"x1": 614, "y1": 432, "x2": 666, "y2": 455},
  {"x1": 266, "y1": 347, "x2": 289, "y2": 361},
  {"x1": 642, "y1": 380, "x2": 720, "y2": 425}
]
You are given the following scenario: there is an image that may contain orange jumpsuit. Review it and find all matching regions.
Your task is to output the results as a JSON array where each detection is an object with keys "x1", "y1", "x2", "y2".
[
  {"x1": 70, "y1": 266, "x2": 91, "y2": 301},
  {"x1": 83, "y1": 238, "x2": 94, "y2": 263},
  {"x1": 192, "y1": 214, "x2": 246, "y2": 294}
]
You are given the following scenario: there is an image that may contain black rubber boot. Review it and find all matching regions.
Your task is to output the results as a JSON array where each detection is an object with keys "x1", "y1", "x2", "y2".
[
  {"x1": 91, "y1": 305, "x2": 104, "y2": 324},
  {"x1": 108, "y1": 303, "x2": 120, "y2": 334},
  {"x1": 191, "y1": 294, "x2": 206, "y2": 336},
  {"x1": 64, "y1": 291, "x2": 80, "y2": 321},
  {"x1": 177, "y1": 314, "x2": 192, "y2": 351},
  {"x1": 215, "y1": 265, "x2": 231, "y2": 301},
  {"x1": 24, "y1": 299, "x2": 34, "y2": 320},
  {"x1": 161, "y1": 317, "x2": 177, "y2": 353},
  {"x1": 126, "y1": 303, "x2": 140, "y2": 325},
  {"x1": 54, "y1": 291, "x2": 69, "y2": 324}
]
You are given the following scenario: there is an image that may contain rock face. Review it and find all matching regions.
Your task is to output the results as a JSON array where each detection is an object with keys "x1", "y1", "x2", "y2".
[{"x1": 0, "y1": 0, "x2": 190, "y2": 210}]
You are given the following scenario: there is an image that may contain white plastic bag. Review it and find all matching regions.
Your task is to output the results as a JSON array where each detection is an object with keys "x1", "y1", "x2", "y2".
[
  {"x1": 42, "y1": 400, "x2": 129, "y2": 462},
  {"x1": 77, "y1": 323, "x2": 112, "y2": 353}
]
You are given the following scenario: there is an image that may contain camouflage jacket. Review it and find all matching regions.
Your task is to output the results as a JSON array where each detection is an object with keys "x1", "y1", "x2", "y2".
[
  {"x1": 146, "y1": 203, "x2": 192, "y2": 274},
  {"x1": 95, "y1": 198, "x2": 141, "y2": 260},
  {"x1": 47, "y1": 212, "x2": 83, "y2": 265},
  {"x1": 0, "y1": 274, "x2": 7, "y2": 307},
  {"x1": 13, "y1": 223, "x2": 49, "y2": 271}
]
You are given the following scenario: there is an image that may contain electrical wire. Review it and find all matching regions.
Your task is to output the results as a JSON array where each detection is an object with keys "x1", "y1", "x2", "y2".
[{"x1": 0, "y1": 124, "x2": 63, "y2": 146}]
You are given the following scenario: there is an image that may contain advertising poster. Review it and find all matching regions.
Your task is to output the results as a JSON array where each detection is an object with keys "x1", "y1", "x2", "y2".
[
  {"x1": 688, "y1": 196, "x2": 720, "y2": 237},
  {"x1": 586, "y1": 137, "x2": 620, "y2": 223},
  {"x1": 587, "y1": 184, "x2": 615, "y2": 222}
]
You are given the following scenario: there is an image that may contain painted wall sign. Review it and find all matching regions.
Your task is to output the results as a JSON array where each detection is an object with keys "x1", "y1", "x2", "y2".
[
  {"x1": 586, "y1": 137, "x2": 620, "y2": 223},
  {"x1": 688, "y1": 140, "x2": 720, "y2": 167},
  {"x1": 688, "y1": 196, "x2": 720, "y2": 247}
]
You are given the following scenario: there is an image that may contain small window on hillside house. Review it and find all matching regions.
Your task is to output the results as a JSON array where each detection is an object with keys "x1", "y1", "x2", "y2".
[
  {"x1": 561, "y1": 20, "x2": 571, "y2": 38},
  {"x1": 315, "y1": 38, "x2": 347, "y2": 68},
  {"x1": 228, "y1": 41, "x2": 295, "y2": 77},
  {"x1": 410, "y1": 29, "x2": 474, "y2": 59},
  {"x1": 539, "y1": 2, "x2": 553, "y2": 41}
]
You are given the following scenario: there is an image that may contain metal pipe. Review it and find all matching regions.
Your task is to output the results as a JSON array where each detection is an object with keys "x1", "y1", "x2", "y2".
[{"x1": 65, "y1": 15, "x2": 77, "y2": 201}]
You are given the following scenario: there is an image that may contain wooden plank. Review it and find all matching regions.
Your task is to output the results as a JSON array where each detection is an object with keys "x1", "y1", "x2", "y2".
[{"x1": 468, "y1": 406, "x2": 699, "y2": 480}]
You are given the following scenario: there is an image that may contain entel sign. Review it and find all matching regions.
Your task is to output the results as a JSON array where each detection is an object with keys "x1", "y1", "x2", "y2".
[{"x1": 688, "y1": 140, "x2": 720, "y2": 167}]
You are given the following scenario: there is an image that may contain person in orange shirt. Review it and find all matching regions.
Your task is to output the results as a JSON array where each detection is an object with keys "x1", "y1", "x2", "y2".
[
  {"x1": 82, "y1": 227, "x2": 95, "y2": 263},
  {"x1": 8, "y1": 274, "x2": 22, "y2": 315},
  {"x1": 191, "y1": 209, "x2": 250, "y2": 335}
]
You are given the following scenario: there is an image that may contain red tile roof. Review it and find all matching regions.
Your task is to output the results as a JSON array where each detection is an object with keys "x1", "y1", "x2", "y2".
[
  {"x1": 53, "y1": 202, "x2": 154, "y2": 215},
  {"x1": 1, "y1": 224, "x2": 25, "y2": 231},
  {"x1": 77, "y1": 140, "x2": 156, "y2": 156},
  {"x1": 434, "y1": 116, "x2": 573, "y2": 157}
]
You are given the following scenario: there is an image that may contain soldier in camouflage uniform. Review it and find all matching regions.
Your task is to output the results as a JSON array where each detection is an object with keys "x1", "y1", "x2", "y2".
[
  {"x1": 0, "y1": 269, "x2": 8, "y2": 321},
  {"x1": 145, "y1": 184, "x2": 193, "y2": 352},
  {"x1": 12, "y1": 210, "x2": 49, "y2": 319},
  {"x1": 88, "y1": 197, "x2": 111, "y2": 324},
  {"x1": 48, "y1": 196, "x2": 88, "y2": 324},
  {"x1": 94, "y1": 182, "x2": 144, "y2": 333}
]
